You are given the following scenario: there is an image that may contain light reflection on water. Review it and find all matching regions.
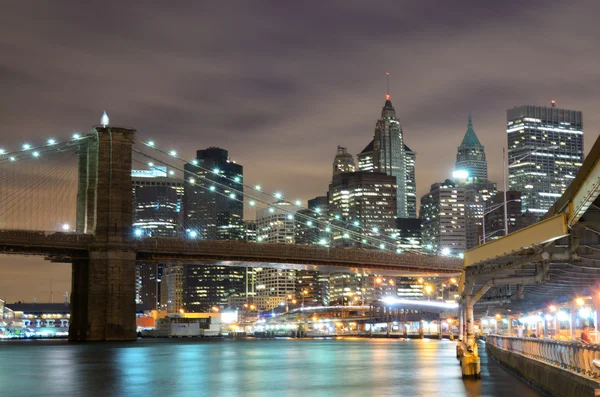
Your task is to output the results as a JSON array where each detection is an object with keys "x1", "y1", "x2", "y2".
[{"x1": 0, "y1": 338, "x2": 541, "y2": 397}]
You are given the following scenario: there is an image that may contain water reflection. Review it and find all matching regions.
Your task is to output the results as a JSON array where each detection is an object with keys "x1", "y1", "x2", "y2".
[{"x1": 0, "y1": 339, "x2": 541, "y2": 397}]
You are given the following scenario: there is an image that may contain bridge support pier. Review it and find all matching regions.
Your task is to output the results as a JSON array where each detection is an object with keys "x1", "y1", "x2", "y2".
[
  {"x1": 69, "y1": 246, "x2": 137, "y2": 341},
  {"x1": 458, "y1": 295, "x2": 480, "y2": 378},
  {"x1": 70, "y1": 126, "x2": 137, "y2": 342}
]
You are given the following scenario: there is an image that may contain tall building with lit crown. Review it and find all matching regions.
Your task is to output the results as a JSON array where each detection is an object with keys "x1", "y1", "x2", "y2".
[
  {"x1": 373, "y1": 96, "x2": 407, "y2": 218},
  {"x1": 455, "y1": 114, "x2": 488, "y2": 182},
  {"x1": 507, "y1": 104, "x2": 583, "y2": 216},
  {"x1": 357, "y1": 95, "x2": 416, "y2": 219},
  {"x1": 333, "y1": 146, "x2": 356, "y2": 176},
  {"x1": 184, "y1": 147, "x2": 244, "y2": 240}
]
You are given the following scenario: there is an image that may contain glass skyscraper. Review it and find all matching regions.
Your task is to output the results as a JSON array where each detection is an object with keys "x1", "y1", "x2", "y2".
[
  {"x1": 507, "y1": 104, "x2": 583, "y2": 216},
  {"x1": 184, "y1": 147, "x2": 244, "y2": 240},
  {"x1": 182, "y1": 147, "x2": 248, "y2": 312},
  {"x1": 132, "y1": 166, "x2": 184, "y2": 237},
  {"x1": 357, "y1": 97, "x2": 416, "y2": 219},
  {"x1": 373, "y1": 98, "x2": 407, "y2": 218}
]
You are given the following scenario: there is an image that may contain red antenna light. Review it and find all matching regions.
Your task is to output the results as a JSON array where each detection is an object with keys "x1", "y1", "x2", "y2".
[
  {"x1": 385, "y1": 72, "x2": 390, "y2": 100},
  {"x1": 551, "y1": 100, "x2": 556, "y2": 108}
]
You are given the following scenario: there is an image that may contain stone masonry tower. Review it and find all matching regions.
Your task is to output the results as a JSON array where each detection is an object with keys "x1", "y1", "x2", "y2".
[{"x1": 70, "y1": 126, "x2": 137, "y2": 341}]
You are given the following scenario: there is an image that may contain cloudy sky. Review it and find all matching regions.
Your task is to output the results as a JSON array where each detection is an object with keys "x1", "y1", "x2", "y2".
[{"x1": 1, "y1": 1, "x2": 599, "y2": 301}]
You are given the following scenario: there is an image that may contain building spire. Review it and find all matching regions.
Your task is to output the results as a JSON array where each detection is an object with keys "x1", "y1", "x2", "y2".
[
  {"x1": 459, "y1": 112, "x2": 483, "y2": 149},
  {"x1": 385, "y1": 72, "x2": 390, "y2": 101}
]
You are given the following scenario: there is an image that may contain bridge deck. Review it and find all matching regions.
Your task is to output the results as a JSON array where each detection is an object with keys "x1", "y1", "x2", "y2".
[{"x1": 0, "y1": 230, "x2": 462, "y2": 275}]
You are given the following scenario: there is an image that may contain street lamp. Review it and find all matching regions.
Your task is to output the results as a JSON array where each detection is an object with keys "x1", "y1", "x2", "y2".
[
  {"x1": 424, "y1": 285, "x2": 433, "y2": 301},
  {"x1": 301, "y1": 290, "x2": 308, "y2": 308}
]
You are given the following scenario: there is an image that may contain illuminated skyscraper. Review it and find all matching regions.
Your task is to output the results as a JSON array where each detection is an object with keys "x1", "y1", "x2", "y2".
[
  {"x1": 183, "y1": 263, "x2": 246, "y2": 312},
  {"x1": 357, "y1": 97, "x2": 416, "y2": 218},
  {"x1": 132, "y1": 166, "x2": 183, "y2": 237},
  {"x1": 183, "y1": 147, "x2": 244, "y2": 240},
  {"x1": 328, "y1": 171, "x2": 396, "y2": 246},
  {"x1": 455, "y1": 114, "x2": 487, "y2": 182},
  {"x1": 182, "y1": 148, "x2": 248, "y2": 311},
  {"x1": 373, "y1": 97, "x2": 407, "y2": 218},
  {"x1": 507, "y1": 104, "x2": 584, "y2": 216},
  {"x1": 404, "y1": 145, "x2": 417, "y2": 218},
  {"x1": 131, "y1": 167, "x2": 182, "y2": 310},
  {"x1": 420, "y1": 179, "x2": 467, "y2": 254}
]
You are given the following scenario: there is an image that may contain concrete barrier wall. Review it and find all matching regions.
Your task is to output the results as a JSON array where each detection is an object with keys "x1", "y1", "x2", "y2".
[{"x1": 487, "y1": 343, "x2": 600, "y2": 397}]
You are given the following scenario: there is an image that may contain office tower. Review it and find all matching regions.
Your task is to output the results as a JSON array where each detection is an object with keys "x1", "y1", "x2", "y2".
[
  {"x1": 163, "y1": 263, "x2": 184, "y2": 313},
  {"x1": 395, "y1": 218, "x2": 421, "y2": 250},
  {"x1": 132, "y1": 166, "x2": 184, "y2": 237},
  {"x1": 328, "y1": 171, "x2": 397, "y2": 246},
  {"x1": 464, "y1": 188, "x2": 485, "y2": 250},
  {"x1": 328, "y1": 273, "x2": 371, "y2": 305},
  {"x1": 136, "y1": 263, "x2": 160, "y2": 310},
  {"x1": 470, "y1": 181, "x2": 497, "y2": 203},
  {"x1": 484, "y1": 191, "x2": 536, "y2": 240},
  {"x1": 372, "y1": 95, "x2": 407, "y2": 218},
  {"x1": 357, "y1": 140, "x2": 375, "y2": 172},
  {"x1": 295, "y1": 270, "x2": 329, "y2": 307},
  {"x1": 507, "y1": 104, "x2": 583, "y2": 216},
  {"x1": 132, "y1": 167, "x2": 182, "y2": 311},
  {"x1": 395, "y1": 278, "x2": 424, "y2": 299},
  {"x1": 182, "y1": 148, "x2": 249, "y2": 312},
  {"x1": 295, "y1": 197, "x2": 328, "y2": 245},
  {"x1": 254, "y1": 267, "x2": 296, "y2": 310},
  {"x1": 255, "y1": 202, "x2": 298, "y2": 310},
  {"x1": 184, "y1": 147, "x2": 244, "y2": 240},
  {"x1": 294, "y1": 208, "x2": 323, "y2": 245},
  {"x1": 420, "y1": 179, "x2": 467, "y2": 254},
  {"x1": 243, "y1": 220, "x2": 257, "y2": 242},
  {"x1": 358, "y1": 139, "x2": 417, "y2": 218},
  {"x1": 455, "y1": 114, "x2": 488, "y2": 182},
  {"x1": 404, "y1": 145, "x2": 417, "y2": 218},
  {"x1": 182, "y1": 263, "x2": 246, "y2": 312},
  {"x1": 333, "y1": 146, "x2": 356, "y2": 176},
  {"x1": 256, "y1": 201, "x2": 297, "y2": 243},
  {"x1": 308, "y1": 195, "x2": 328, "y2": 212}
]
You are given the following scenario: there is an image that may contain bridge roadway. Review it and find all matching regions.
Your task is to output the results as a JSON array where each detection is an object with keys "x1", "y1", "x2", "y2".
[{"x1": 0, "y1": 230, "x2": 462, "y2": 276}]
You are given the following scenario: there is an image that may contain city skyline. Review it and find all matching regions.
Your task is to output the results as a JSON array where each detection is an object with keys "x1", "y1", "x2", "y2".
[{"x1": 1, "y1": 0, "x2": 600, "y2": 302}]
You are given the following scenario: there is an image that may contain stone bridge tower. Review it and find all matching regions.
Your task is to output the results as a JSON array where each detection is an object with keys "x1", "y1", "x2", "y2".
[{"x1": 70, "y1": 126, "x2": 137, "y2": 341}]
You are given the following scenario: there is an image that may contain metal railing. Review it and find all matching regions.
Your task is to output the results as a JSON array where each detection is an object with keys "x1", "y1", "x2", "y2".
[
  {"x1": 137, "y1": 238, "x2": 463, "y2": 271},
  {"x1": 487, "y1": 334, "x2": 600, "y2": 378}
]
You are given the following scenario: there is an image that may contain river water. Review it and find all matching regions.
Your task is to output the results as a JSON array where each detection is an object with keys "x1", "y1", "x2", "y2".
[{"x1": 0, "y1": 338, "x2": 541, "y2": 397}]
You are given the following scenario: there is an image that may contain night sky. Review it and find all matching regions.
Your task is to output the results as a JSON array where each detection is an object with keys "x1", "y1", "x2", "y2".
[{"x1": 1, "y1": 1, "x2": 599, "y2": 302}]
